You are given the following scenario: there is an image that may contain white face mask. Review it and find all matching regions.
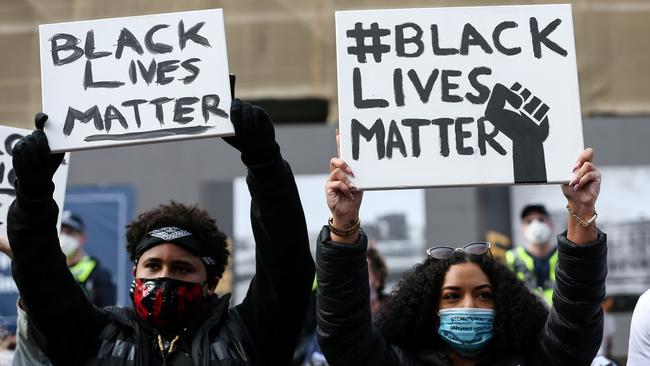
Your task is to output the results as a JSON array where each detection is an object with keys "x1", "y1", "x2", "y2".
[
  {"x1": 524, "y1": 219, "x2": 552, "y2": 246},
  {"x1": 59, "y1": 233, "x2": 81, "y2": 258}
]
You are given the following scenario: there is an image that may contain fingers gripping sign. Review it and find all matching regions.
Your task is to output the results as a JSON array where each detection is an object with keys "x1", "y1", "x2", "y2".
[
  {"x1": 327, "y1": 155, "x2": 363, "y2": 244},
  {"x1": 562, "y1": 148, "x2": 601, "y2": 243}
]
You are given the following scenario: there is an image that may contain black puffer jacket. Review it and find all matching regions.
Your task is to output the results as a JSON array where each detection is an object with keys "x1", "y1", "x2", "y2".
[
  {"x1": 9, "y1": 154, "x2": 315, "y2": 365},
  {"x1": 316, "y1": 227, "x2": 607, "y2": 366}
]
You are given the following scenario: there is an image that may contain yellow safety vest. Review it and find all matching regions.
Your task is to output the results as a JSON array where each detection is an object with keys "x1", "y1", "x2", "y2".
[
  {"x1": 505, "y1": 246, "x2": 558, "y2": 306},
  {"x1": 69, "y1": 256, "x2": 97, "y2": 287}
]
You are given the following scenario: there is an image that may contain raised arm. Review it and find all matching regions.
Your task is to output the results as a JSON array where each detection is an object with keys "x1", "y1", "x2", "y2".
[
  {"x1": 534, "y1": 148, "x2": 606, "y2": 365},
  {"x1": 8, "y1": 114, "x2": 108, "y2": 364},
  {"x1": 225, "y1": 100, "x2": 315, "y2": 365},
  {"x1": 316, "y1": 157, "x2": 400, "y2": 366}
]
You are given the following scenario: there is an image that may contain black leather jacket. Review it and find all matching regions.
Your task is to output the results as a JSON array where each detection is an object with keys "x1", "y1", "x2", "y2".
[
  {"x1": 9, "y1": 154, "x2": 315, "y2": 366},
  {"x1": 316, "y1": 227, "x2": 607, "y2": 366}
]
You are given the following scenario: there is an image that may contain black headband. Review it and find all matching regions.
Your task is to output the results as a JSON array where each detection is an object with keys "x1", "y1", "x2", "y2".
[{"x1": 134, "y1": 226, "x2": 219, "y2": 277}]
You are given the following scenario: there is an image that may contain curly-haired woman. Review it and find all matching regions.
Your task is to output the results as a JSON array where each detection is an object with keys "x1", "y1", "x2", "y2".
[{"x1": 316, "y1": 148, "x2": 605, "y2": 366}]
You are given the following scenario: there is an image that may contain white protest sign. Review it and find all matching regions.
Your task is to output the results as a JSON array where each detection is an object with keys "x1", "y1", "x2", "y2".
[
  {"x1": 39, "y1": 9, "x2": 233, "y2": 152},
  {"x1": 336, "y1": 4, "x2": 584, "y2": 190},
  {"x1": 0, "y1": 126, "x2": 69, "y2": 236}
]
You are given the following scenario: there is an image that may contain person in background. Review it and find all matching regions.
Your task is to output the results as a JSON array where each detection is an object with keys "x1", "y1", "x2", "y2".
[
  {"x1": 60, "y1": 211, "x2": 116, "y2": 307},
  {"x1": 301, "y1": 245, "x2": 389, "y2": 366},
  {"x1": 628, "y1": 289, "x2": 650, "y2": 365},
  {"x1": 0, "y1": 319, "x2": 16, "y2": 366},
  {"x1": 505, "y1": 204, "x2": 557, "y2": 305}
]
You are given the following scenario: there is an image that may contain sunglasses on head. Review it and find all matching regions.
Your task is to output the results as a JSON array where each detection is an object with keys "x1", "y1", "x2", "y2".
[{"x1": 426, "y1": 241, "x2": 492, "y2": 260}]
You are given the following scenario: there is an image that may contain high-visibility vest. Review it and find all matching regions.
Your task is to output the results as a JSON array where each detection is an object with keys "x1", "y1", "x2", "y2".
[
  {"x1": 505, "y1": 246, "x2": 558, "y2": 306},
  {"x1": 69, "y1": 255, "x2": 97, "y2": 297}
]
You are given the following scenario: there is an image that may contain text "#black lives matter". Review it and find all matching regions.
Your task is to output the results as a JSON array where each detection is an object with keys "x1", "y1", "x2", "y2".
[
  {"x1": 347, "y1": 18, "x2": 567, "y2": 160},
  {"x1": 50, "y1": 20, "x2": 228, "y2": 137}
]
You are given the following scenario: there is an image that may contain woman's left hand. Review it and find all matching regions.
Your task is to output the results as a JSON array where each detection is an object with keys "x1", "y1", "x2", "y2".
[
  {"x1": 562, "y1": 148, "x2": 600, "y2": 214},
  {"x1": 562, "y1": 148, "x2": 601, "y2": 243}
]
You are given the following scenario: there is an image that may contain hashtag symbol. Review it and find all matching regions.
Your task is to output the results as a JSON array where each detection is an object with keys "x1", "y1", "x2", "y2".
[{"x1": 346, "y1": 22, "x2": 391, "y2": 63}]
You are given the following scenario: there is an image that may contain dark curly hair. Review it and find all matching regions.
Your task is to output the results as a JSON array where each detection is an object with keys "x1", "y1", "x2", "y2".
[
  {"x1": 376, "y1": 251, "x2": 548, "y2": 359},
  {"x1": 125, "y1": 201, "x2": 230, "y2": 278}
]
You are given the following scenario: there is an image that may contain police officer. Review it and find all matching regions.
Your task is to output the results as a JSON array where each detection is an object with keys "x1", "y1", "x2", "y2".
[
  {"x1": 60, "y1": 211, "x2": 116, "y2": 307},
  {"x1": 506, "y1": 204, "x2": 557, "y2": 305}
]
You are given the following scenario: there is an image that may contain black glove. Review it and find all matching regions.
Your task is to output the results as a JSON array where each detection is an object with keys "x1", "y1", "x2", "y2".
[
  {"x1": 12, "y1": 113, "x2": 65, "y2": 199},
  {"x1": 223, "y1": 99, "x2": 280, "y2": 166}
]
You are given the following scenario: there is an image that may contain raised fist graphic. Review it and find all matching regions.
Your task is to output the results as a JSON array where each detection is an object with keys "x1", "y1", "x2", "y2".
[{"x1": 485, "y1": 82, "x2": 550, "y2": 183}]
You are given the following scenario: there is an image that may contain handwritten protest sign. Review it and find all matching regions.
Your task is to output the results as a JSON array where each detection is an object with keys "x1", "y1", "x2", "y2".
[
  {"x1": 336, "y1": 4, "x2": 584, "y2": 190},
  {"x1": 0, "y1": 126, "x2": 69, "y2": 236},
  {"x1": 39, "y1": 9, "x2": 233, "y2": 152}
]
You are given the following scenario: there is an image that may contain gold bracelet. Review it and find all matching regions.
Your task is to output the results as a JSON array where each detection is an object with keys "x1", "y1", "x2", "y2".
[
  {"x1": 566, "y1": 205, "x2": 597, "y2": 227},
  {"x1": 328, "y1": 217, "x2": 360, "y2": 237}
]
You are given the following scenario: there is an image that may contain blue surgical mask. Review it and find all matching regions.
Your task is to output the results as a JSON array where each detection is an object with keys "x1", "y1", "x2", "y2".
[{"x1": 437, "y1": 308, "x2": 495, "y2": 357}]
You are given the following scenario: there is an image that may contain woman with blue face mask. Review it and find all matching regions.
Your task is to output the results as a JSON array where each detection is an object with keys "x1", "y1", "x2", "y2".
[{"x1": 316, "y1": 147, "x2": 605, "y2": 365}]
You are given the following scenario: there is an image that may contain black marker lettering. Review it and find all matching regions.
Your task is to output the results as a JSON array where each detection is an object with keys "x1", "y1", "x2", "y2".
[
  {"x1": 85, "y1": 126, "x2": 214, "y2": 142},
  {"x1": 173, "y1": 97, "x2": 199, "y2": 124},
  {"x1": 179, "y1": 20, "x2": 211, "y2": 50},
  {"x1": 460, "y1": 23, "x2": 493, "y2": 55},
  {"x1": 351, "y1": 118, "x2": 385, "y2": 160},
  {"x1": 156, "y1": 60, "x2": 180, "y2": 85},
  {"x1": 149, "y1": 97, "x2": 174, "y2": 124},
  {"x1": 431, "y1": 118, "x2": 453, "y2": 157},
  {"x1": 138, "y1": 59, "x2": 157, "y2": 85},
  {"x1": 50, "y1": 33, "x2": 83, "y2": 66},
  {"x1": 104, "y1": 104, "x2": 128, "y2": 132},
  {"x1": 441, "y1": 70, "x2": 463, "y2": 103},
  {"x1": 201, "y1": 94, "x2": 229, "y2": 122},
  {"x1": 83, "y1": 60, "x2": 124, "y2": 89},
  {"x1": 4, "y1": 134, "x2": 23, "y2": 157},
  {"x1": 431, "y1": 25, "x2": 459, "y2": 55},
  {"x1": 395, "y1": 23, "x2": 424, "y2": 57},
  {"x1": 8, "y1": 169, "x2": 16, "y2": 189},
  {"x1": 393, "y1": 69, "x2": 405, "y2": 106},
  {"x1": 386, "y1": 120, "x2": 407, "y2": 158},
  {"x1": 115, "y1": 28, "x2": 144, "y2": 59},
  {"x1": 180, "y1": 58, "x2": 201, "y2": 84},
  {"x1": 401, "y1": 118, "x2": 430, "y2": 157},
  {"x1": 145, "y1": 24, "x2": 173, "y2": 54},
  {"x1": 455, "y1": 117, "x2": 474, "y2": 155},
  {"x1": 84, "y1": 30, "x2": 112, "y2": 59},
  {"x1": 530, "y1": 18, "x2": 567, "y2": 58},
  {"x1": 63, "y1": 106, "x2": 104, "y2": 136},
  {"x1": 493, "y1": 21, "x2": 521, "y2": 56},
  {"x1": 121, "y1": 99, "x2": 147, "y2": 127},
  {"x1": 407, "y1": 69, "x2": 439, "y2": 103},
  {"x1": 477, "y1": 117, "x2": 506, "y2": 156},
  {"x1": 128, "y1": 60, "x2": 137, "y2": 84},
  {"x1": 465, "y1": 67, "x2": 492, "y2": 104},
  {"x1": 353, "y1": 67, "x2": 388, "y2": 109}
]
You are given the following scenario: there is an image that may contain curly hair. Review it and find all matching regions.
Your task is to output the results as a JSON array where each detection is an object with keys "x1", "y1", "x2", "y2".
[
  {"x1": 125, "y1": 201, "x2": 230, "y2": 278},
  {"x1": 376, "y1": 251, "x2": 548, "y2": 359}
]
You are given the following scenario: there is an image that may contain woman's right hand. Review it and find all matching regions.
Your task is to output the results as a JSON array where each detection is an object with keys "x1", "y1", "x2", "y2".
[{"x1": 326, "y1": 157, "x2": 363, "y2": 243}]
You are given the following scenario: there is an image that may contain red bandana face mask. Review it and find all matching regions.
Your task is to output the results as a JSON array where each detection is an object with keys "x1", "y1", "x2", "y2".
[{"x1": 130, "y1": 277, "x2": 207, "y2": 331}]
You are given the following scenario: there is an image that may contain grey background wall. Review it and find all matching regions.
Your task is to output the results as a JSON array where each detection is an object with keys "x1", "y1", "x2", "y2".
[{"x1": 66, "y1": 116, "x2": 650, "y2": 243}]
